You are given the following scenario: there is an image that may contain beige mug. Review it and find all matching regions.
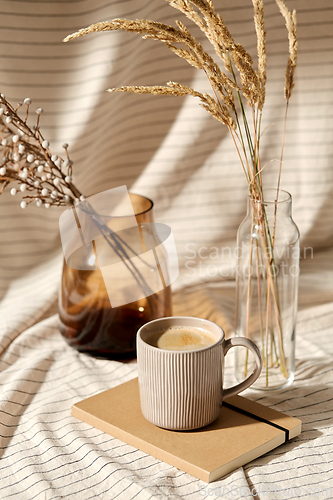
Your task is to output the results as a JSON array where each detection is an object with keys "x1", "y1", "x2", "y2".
[{"x1": 137, "y1": 316, "x2": 262, "y2": 430}]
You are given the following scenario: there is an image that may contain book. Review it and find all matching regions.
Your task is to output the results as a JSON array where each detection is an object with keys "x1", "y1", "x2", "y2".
[{"x1": 71, "y1": 377, "x2": 302, "y2": 483}]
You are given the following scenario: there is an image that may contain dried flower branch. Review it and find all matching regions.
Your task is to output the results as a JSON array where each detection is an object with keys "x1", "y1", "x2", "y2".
[
  {"x1": 0, "y1": 94, "x2": 82, "y2": 209},
  {"x1": 273, "y1": 0, "x2": 298, "y2": 237},
  {"x1": 108, "y1": 81, "x2": 236, "y2": 129},
  {"x1": 252, "y1": 0, "x2": 267, "y2": 110},
  {"x1": 63, "y1": 16, "x2": 238, "y2": 114},
  {"x1": 167, "y1": 0, "x2": 260, "y2": 105},
  {"x1": 275, "y1": 0, "x2": 297, "y2": 100}
]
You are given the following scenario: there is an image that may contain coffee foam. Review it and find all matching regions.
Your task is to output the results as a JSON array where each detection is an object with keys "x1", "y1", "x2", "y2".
[{"x1": 147, "y1": 326, "x2": 216, "y2": 351}]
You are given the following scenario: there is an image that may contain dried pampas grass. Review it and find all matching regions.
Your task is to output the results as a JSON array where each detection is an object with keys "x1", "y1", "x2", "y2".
[{"x1": 64, "y1": 0, "x2": 298, "y2": 196}]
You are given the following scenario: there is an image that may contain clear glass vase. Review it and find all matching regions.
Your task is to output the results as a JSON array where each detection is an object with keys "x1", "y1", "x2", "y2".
[
  {"x1": 235, "y1": 188, "x2": 300, "y2": 390},
  {"x1": 58, "y1": 193, "x2": 172, "y2": 359}
]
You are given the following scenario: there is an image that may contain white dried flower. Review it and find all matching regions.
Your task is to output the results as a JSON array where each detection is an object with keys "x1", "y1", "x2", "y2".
[{"x1": 0, "y1": 94, "x2": 80, "y2": 207}]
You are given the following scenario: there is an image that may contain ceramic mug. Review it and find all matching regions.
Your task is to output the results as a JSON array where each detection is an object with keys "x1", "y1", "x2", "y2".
[{"x1": 137, "y1": 316, "x2": 262, "y2": 430}]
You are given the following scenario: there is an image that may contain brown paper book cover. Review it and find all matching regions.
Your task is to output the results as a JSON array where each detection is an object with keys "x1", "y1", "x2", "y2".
[{"x1": 71, "y1": 377, "x2": 302, "y2": 483}]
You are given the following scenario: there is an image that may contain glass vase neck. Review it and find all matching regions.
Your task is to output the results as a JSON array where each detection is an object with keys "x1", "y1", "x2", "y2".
[{"x1": 247, "y1": 188, "x2": 292, "y2": 218}]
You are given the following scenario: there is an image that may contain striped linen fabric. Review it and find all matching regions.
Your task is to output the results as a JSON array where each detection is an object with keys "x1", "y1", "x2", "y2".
[{"x1": 1, "y1": 0, "x2": 333, "y2": 498}]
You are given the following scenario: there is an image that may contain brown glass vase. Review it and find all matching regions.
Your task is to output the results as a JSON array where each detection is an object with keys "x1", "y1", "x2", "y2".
[{"x1": 58, "y1": 193, "x2": 172, "y2": 359}]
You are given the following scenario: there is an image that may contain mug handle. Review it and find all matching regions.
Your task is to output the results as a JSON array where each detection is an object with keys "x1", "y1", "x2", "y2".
[{"x1": 223, "y1": 337, "x2": 262, "y2": 399}]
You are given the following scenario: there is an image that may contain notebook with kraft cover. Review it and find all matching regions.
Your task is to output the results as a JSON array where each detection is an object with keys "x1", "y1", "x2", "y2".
[{"x1": 71, "y1": 377, "x2": 302, "y2": 483}]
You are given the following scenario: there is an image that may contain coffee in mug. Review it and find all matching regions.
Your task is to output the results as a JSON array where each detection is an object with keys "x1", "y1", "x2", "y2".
[
  {"x1": 137, "y1": 316, "x2": 262, "y2": 430},
  {"x1": 146, "y1": 326, "x2": 216, "y2": 351}
]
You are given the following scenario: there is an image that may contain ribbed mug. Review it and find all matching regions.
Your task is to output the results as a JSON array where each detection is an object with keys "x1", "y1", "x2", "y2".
[{"x1": 137, "y1": 316, "x2": 262, "y2": 430}]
